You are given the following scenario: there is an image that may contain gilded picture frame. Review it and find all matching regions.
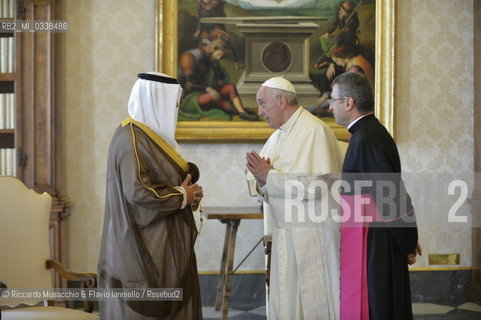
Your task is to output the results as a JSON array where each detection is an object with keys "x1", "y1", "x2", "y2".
[{"x1": 155, "y1": 0, "x2": 395, "y2": 143}]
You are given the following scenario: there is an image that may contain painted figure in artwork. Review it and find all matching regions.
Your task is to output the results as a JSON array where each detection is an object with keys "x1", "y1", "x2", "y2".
[{"x1": 178, "y1": 38, "x2": 258, "y2": 121}]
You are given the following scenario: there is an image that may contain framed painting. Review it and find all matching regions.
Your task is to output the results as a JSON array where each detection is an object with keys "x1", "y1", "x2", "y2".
[{"x1": 156, "y1": 0, "x2": 395, "y2": 142}]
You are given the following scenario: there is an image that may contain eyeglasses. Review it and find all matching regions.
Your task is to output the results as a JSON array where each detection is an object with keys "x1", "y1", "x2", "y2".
[{"x1": 327, "y1": 97, "x2": 349, "y2": 105}]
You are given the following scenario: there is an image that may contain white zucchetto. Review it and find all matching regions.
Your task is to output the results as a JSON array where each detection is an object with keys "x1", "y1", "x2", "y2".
[{"x1": 261, "y1": 75, "x2": 296, "y2": 93}]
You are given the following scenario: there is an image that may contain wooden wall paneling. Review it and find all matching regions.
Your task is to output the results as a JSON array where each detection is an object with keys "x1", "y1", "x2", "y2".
[
  {"x1": 19, "y1": 0, "x2": 57, "y2": 194},
  {"x1": 17, "y1": 0, "x2": 67, "y2": 288}
]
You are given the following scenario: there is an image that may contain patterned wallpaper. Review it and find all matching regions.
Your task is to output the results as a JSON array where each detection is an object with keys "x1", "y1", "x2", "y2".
[
  {"x1": 63, "y1": 0, "x2": 474, "y2": 272},
  {"x1": 397, "y1": 0, "x2": 474, "y2": 268},
  {"x1": 62, "y1": 0, "x2": 156, "y2": 271},
  {"x1": 181, "y1": 143, "x2": 265, "y2": 271}
]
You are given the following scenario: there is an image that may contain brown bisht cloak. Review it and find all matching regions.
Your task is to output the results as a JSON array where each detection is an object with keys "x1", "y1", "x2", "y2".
[{"x1": 98, "y1": 118, "x2": 202, "y2": 320}]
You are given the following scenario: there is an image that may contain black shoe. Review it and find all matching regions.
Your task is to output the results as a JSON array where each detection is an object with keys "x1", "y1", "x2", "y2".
[{"x1": 239, "y1": 112, "x2": 259, "y2": 121}]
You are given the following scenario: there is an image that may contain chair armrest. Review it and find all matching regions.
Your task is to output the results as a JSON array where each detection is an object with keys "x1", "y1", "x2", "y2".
[
  {"x1": 46, "y1": 259, "x2": 97, "y2": 286},
  {"x1": 45, "y1": 259, "x2": 97, "y2": 313}
]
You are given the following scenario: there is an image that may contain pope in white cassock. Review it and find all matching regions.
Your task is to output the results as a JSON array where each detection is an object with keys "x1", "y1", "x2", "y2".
[{"x1": 246, "y1": 76, "x2": 344, "y2": 320}]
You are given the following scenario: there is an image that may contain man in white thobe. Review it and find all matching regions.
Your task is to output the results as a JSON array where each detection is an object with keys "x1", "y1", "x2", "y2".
[{"x1": 246, "y1": 76, "x2": 343, "y2": 320}]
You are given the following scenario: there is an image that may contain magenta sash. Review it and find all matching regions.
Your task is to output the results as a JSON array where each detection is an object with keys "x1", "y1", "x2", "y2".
[{"x1": 340, "y1": 194, "x2": 380, "y2": 320}]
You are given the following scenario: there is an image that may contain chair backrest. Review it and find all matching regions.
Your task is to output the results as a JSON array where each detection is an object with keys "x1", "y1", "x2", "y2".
[{"x1": 0, "y1": 177, "x2": 53, "y2": 307}]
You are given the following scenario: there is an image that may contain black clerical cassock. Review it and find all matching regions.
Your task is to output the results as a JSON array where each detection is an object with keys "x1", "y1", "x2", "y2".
[{"x1": 339, "y1": 114, "x2": 418, "y2": 320}]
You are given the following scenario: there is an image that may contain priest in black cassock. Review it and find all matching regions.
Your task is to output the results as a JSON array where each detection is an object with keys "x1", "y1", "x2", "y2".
[{"x1": 329, "y1": 72, "x2": 421, "y2": 320}]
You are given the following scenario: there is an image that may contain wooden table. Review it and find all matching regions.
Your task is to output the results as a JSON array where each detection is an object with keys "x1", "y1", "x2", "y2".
[{"x1": 204, "y1": 206, "x2": 263, "y2": 320}]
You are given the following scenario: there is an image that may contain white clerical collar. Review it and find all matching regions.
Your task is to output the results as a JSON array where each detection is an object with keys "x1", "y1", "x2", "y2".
[
  {"x1": 279, "y1": 107, "x2": 303, "y2": 135},
  {"x1": 347, "y1": 112, "x2": 373, "y2": 130}
]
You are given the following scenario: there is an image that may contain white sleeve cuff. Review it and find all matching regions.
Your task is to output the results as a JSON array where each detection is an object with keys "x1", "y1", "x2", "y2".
[
  {"x1": 174, "y1": 186, "x2": 187, "y2": 209},
  {"x1": 256, "y1": 183, "x2": 266, "y2": 196}
]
